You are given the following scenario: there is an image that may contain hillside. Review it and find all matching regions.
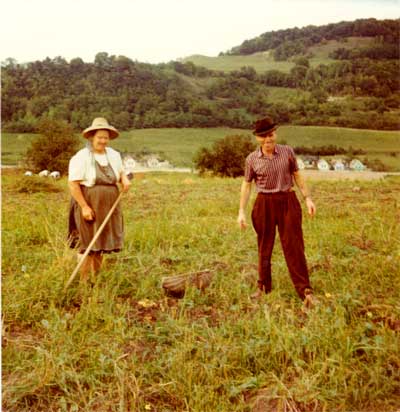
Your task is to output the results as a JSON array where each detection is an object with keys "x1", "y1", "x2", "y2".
[
  {"x1": 2, "y1": 19, "x2": 399, "y2": 133},
  {"x1": 183, "y1": 36, "x2": 381, "y2": 73},
  {"x1": 224, "y1": 18, "x2": 399, "y2": 58}
]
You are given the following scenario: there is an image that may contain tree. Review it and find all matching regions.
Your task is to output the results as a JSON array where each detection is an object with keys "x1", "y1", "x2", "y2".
[
  {"x1": 194, "y1": 135, "x2": 256, "y2": 177},
  {"x1": 25, "y1": 118, "x2": 80, "y2": 173}
]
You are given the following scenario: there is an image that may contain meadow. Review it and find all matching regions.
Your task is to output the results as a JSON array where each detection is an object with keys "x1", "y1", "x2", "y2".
[
  {"x1": 182, "y1": 37, "x2": 375, "y2": 73},
  {"x1": 2, "y1": 125, "x2": 400, "y2": 171},
  {"x1": 2, "y1": 169, "x2": 400, "y2": 412}
]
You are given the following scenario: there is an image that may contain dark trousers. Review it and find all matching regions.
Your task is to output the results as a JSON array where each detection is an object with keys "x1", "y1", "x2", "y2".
[{"x1": 251, "y1": 191, "x2": 312, "y2": 300}]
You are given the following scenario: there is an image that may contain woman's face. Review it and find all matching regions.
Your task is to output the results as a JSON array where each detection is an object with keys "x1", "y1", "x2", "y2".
[{"x1": 91, "y1": 129, "x2": 110, "y2": 153}]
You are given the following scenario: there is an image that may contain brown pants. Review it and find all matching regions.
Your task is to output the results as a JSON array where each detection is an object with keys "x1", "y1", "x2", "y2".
[{"x1": 251, "y1": 191, "x2": 312, "y2": 300}]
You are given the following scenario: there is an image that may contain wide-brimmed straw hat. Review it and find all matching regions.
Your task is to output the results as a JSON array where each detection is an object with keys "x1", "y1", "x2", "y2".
[
  {"x1": 82, "y1": 117, "x2": 119, "y2": 139},
  {"x1": 253, "y1": 116, "x2": 278, "y2": 136}
]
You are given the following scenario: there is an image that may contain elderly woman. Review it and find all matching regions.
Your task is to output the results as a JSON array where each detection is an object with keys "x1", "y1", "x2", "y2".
[{"x1": 68, "y1": 118, "x2": 131, "y2": 282}]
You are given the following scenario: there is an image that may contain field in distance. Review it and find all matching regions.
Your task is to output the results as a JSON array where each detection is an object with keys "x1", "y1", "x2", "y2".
[
  {"x1": 3, "y1": 125, "x2": 400, "y2": 171},
  {"x1": 182, "y1": 37, "x2": 376, "y2": 73}
]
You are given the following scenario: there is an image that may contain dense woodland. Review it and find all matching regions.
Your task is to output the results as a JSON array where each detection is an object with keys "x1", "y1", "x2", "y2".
[
  {"x1": 2, "y1": 18, "x2": 399, "y2": 132},
  {"x1": 224, "y1": 18, "x2": 399, "y2": 58}
]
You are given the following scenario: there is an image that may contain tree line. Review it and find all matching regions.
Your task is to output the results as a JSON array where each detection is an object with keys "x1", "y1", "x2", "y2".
[
  {"x1": 224, "y1": 18, "x2": 399, "y2": 58},
  {"x1": 2, "y1": 18, "x2": 399, "y2": 133}
]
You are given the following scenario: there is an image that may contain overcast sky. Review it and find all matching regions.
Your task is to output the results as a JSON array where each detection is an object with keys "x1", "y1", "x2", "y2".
[{"x1": 2, "y1": 0, "x2": 399, "y2": 64}]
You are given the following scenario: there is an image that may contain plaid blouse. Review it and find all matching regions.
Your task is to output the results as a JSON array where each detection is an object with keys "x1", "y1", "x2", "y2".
[{"x1": 244, "y1": 145, "x2": 299, "y2": 193}]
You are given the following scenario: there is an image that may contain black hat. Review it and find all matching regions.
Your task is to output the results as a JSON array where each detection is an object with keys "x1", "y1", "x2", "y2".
[{"x1": 253, "y1": 116, "x2": 278, "y2": 135}]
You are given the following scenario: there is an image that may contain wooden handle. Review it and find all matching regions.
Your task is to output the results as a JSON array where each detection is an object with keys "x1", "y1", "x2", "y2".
[{"x1": 64, "y1": 190, "x2": 124, "y2": 291}]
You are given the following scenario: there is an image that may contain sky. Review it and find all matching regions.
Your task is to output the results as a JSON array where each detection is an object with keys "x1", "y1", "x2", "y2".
[{"x1": 1, "y1": 0, "x2": 399, "y2": 64}]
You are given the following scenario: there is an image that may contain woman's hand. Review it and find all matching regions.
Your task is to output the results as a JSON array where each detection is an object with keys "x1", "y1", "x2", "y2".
[
  {"x1": 120, "y1": 174, "x2": 131, "y2": 193},
  {"x1": 82, "y1": 205, "x2": 95, "y2": 221},
  {"x1": 305, "y1": 197, "x2": 316, "y2": 218},
  {"x1": 238, "y1": 209, "x2": 247, "y2": 229}
]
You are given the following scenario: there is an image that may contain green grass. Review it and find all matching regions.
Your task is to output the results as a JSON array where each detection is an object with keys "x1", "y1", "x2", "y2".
[
  {"x1": 183, "y1": 52, "x2": 294, "y2": 73},
  {"x1": 266, "y1": 87, "x2": 310, "y2": 102},
  {"x1": 183, "y1": 37, "x2": 377, "y2": 74},
  {"x1": 308, "y1": 37, "x2": 376, "y2": 60},
  {"x1": 2, "y1": 170, "x2": 400, "y2": 411},
  {"x1": 4, "y1": 126, "x2": 400, "y2": 170},
  {"x1": 278, "y1": 125, "x2": 400, "y2": 152},
  {"x1": 1, "y1": 133, "x2": 37, "y2": 165},
  {"x1": 113, "y1": 127, "x2": 247, "y2": 167}
]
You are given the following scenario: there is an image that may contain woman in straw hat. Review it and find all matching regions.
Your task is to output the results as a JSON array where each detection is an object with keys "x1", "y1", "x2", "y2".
[{"x1": 68, "y1": 118, "x2": 131, "y2": 282}]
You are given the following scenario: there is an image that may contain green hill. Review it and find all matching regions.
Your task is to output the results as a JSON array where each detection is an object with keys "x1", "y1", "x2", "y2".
[
  {"x1": 182, "y1": 52, "x2": 295, "y2": 73},
  {"x1": 2, "y1": 19, "x2": 399, "y2": 133},
  {"x1": 183, "y1": 36, "x2": 378, "y2": 73},
  {"x1": 225, "y1": 18, "x2": 399, "y2": 57}
]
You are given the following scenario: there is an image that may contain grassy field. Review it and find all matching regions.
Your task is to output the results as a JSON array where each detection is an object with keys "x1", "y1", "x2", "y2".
[
  {"x1": 183, "y1": 53, "x2": 340, "y2": 73},
  {"x1": 182, "y1": 37, "x2": 375, "y2": 74},
  {"x1": 3, "y1": 126, "x2": 400, "y2": 170},
  {"x1": 182, "y1": 52, "x2": 295, "y2": 73},
  {"x1": 307, "y1": 37, "x2": 376, "y2": 60},
  {"x1": 2, "y1": 169, "x2": 400, "y2": 411}
]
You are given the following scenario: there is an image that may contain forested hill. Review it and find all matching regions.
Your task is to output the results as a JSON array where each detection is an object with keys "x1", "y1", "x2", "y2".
[
  {"x1": 1, "y1": 18, "x2": 399, "y2": 132},
  {"x1": 224, "y1": 18, "x2": 399, "y2": 59}
]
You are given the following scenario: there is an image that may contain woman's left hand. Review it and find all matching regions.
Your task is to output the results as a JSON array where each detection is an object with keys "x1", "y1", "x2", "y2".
[{"x1": 121, "y1": 175, "x2": 131, "y2": 193}]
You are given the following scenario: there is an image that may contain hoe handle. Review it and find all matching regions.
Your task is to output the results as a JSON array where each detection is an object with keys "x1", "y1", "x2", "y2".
[{"x1": 64, "y1": 190, "x2": 124, "y2": 291}]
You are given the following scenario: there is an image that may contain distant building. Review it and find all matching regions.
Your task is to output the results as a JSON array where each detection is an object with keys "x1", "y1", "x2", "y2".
[
  {"x1": 147, "y1": 157, "x2": 159, "y2": 168},
  {"x1": 331, "y1": 159, "x2": 346, "y2": 171},
  {"x1": 296, "y1": 157, "x2": 305, "y2": 170},
  {"x1": 303, "y1": 156, "x2": 318, "y2": 169},
  {"x1": 158, "y1": 160, "x2": 172, "y2": 169},
  {"x1": 349, "y1": 159, "x2": 365, "y2": 171},
  {"x1": 123, "y1": 156, "x2": 136, "y2": 171},
  {"x1": 317, "y1": 159, "x2": 330, "y2": 171}
]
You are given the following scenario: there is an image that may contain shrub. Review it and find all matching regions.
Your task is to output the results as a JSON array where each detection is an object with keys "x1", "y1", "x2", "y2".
[
  {"x1": 194, "y1": 135, "x2": 256, "y2": 177},
  {"x1": 362, "y1": 157, "x2": 389, "y2": 172},
  {"x1": 11, "y1": 176, "x2": 63, "y2": 194},
  {"x1": 25, "y1": 118, "x2": 80, "y2": 174},
  {"x1": 294, "y1": 145, "x2": 347, "y2": 156}
]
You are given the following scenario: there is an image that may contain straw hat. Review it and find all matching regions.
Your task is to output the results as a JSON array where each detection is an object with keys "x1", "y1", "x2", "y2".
[{"x1": 82, "y1": 117, "x2": 119, "y2": 139}]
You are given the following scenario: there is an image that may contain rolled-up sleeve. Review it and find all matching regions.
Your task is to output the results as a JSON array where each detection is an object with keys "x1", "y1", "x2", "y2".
[{"x1": 244, "y1": 156, "x2": 255, "y2": 182}]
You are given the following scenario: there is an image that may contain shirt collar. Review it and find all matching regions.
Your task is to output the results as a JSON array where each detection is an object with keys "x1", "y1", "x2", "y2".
[{"x1": 257, "y1": 146, "x2": 278, "y2": 158}]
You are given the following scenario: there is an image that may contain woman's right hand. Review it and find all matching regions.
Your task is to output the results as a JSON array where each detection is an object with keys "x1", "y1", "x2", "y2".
[{"x1": 82, "y1": 205, "x2": 95, "y2": 221}]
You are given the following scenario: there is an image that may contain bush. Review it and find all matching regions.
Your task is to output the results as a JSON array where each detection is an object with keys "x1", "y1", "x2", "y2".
[
  {"x1": 194, "y1": 135, "x2": 256, "y2": 177},
  {"x1": 25, "y1": 118, "x2": 80, "y2": 174},
  {"x1": 362, "y1": 157, "x2": 389, "y2": 172},
  {"x1": 11, "y1": 176, "x2": 63, "y2": 194}
]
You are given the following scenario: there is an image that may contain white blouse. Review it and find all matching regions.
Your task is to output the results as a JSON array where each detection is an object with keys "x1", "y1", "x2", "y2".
[{"x1": 68, "y1": 147, "x2": 123, "y2": 187}]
